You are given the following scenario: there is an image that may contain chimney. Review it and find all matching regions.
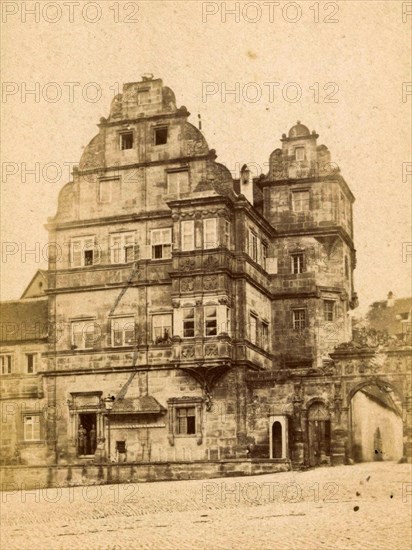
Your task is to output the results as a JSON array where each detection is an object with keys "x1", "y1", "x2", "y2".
[
  {"x1": 240, "y1": 164, "x2": 254, "y2": 205},
  {"x1": 387, "y1": 291, "x2": 395, "y2": 307}
]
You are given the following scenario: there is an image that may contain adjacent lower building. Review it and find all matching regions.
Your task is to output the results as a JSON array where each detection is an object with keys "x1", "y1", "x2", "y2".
[{"x1": 1, "y1": 76, "x2": 411, "y2": 470}]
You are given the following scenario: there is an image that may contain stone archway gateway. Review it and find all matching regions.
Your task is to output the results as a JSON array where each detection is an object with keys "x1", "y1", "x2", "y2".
[{"x1": 349, "y1": 381, "x2": 403, "y2": 462}]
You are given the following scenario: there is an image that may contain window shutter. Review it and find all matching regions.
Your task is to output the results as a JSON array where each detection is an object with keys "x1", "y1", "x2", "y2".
[{"x1": 93, "y1": 241, "x2": 101, "y2": 265}]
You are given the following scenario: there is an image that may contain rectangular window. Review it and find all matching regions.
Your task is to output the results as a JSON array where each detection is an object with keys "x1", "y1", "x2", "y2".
[
  {"x1": 70, "y1": 236, "x2": 95, "y2": 268},
  {"x1": 177, "y1": 407, "x2": 196, "y2": 435},
  {"x1": 261, "y1": 321, "x2": 269, "y2": 349},
  {"x1": 262, "y1": 242, "x2": 268, "y2": 266},
  {"x1": 224, "y1": 307, "x2": 231, "y2": 335},
  {"x1": 293, "y1": 191, "x2": 310, "y2": 212},
  {"x1": 151, "y1": 228, "x2": 172, "y2": 259},
  {"x1": 204, "y1": 306, "x2": 217, "y2": 337},
  {"x1": 291, "y1": 253, "x2": 305, "y2": 274},
  {"x1": 24, "y1": 415, "x2": 40, "y2": 441},
  {"x1": 324, "y1": 300, "x2": 335, "y2": 322},
  {"x1": 249, "y1": 314, "x2": 257, "y2": 344},
  {"x1": 295, "y1": 147, "x2": 305, "y2": 161},
  {"x1": 183, "y1": 308, "x2": 195, "y2": 338},
  {"x1": 223, "y1": 219, "x2": 231, "y2": 248},
  {"x1": 167, "y1": 170, "x2": 189, "y2": 196},
  {"x1": 120, "y1": 132, "x2": 134, "y2": 150},
  {"x1": 292, "y1": 309, "x2": 307, "y2": 332},
  {"x1": 99, "y1": 179, "x2": 111, "y2": 203},
  {"x1": 0, "y1": 355, "x2": 12, "y2": 375},
  {"x1": 71, "y1": 320, "x2": 96, "y2": 350},
  {"x1": 111, "y1": 317, "x2": 135, "y2": 347},
  {"x1": 110, "y1": 232, "x2": 135, "y2": 264},
  {"x1": 181, "y1": 220, "x2": 195, "y2": 251},
  {"x1": 203, "y1": 218, "x2": 218, "y2": 249},
  {"x1": 154, "y1": 127, "x2": 168, "y2": 145},
  {"x1": 248, "y1": 230, "x2": 258, "y2": 262},
  {"x1": 152, "y1": 314, "x2": 172, "y2": 343},
  {"x1": 26, "y1": 353, "x2": 37, "y2": 374},
  {"x1": 137, "y1": 90, "x2": 149, "y2": 105}
]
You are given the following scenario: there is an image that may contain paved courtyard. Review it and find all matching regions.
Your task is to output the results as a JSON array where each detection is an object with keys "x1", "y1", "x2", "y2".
[{"x1": 1, "y1": 462, "x2": 411, "y2": 550}]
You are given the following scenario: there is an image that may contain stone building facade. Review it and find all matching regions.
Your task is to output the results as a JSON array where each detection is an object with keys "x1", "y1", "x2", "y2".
[{"x1": 1, "y1": 76, "x2": 411, "y2": 470}]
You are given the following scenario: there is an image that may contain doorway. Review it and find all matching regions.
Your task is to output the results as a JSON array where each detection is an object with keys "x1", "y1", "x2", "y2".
[
  {"x1": 307, "y1": 402, "x2": 331, "y2": 466},
  {"x1": 272, "y1": 421, "x2": 282, "y2": 458},
  {"x1": 78, "y1": 413, "x2": 97, "y2": 456}
]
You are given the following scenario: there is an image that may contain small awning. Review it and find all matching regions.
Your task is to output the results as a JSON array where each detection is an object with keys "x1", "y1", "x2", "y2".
[{"x1": 110, "y1": 396, "x2": 166, "y2": 415}]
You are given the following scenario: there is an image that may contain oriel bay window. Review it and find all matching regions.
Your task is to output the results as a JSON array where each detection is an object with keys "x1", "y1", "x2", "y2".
[
  {"x1": 111, "y1": 317, "x2": 135, "y2": 347},
  {"x1": 110, "y1": 232, "x2": 135, "y2": 263},
  {"x1": 151, "y1": 228, "x2": 172, "y2": 259}
]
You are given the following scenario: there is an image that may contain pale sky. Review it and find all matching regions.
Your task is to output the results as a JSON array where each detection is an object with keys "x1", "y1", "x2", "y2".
[{"x1": 1, "y1": 0, "x2": 411, "y2": 313}]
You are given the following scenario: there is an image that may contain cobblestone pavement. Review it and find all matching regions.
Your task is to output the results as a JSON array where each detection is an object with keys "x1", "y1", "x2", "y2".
[{"x1": 1, "y1": 462, "x2": 411, "y2": 550}]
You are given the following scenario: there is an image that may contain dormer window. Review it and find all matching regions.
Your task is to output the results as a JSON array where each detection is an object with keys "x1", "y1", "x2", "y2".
[
  {"x1": 154, "y1": 127, "x2": 168, "y2": 145},
  {"x1": 295, "y1": 147, "x2": 305, "y2": 161},
  {"x1": 120, "y1": 132, "x2": 133, "y2": 150}
]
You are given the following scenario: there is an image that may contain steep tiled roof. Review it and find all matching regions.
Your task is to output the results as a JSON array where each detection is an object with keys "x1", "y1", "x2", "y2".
[
  {"x1": 367, "y1": 297, "x2": 412, "y2": 338},
  {"x1": 0, "y1": 299, "x2": 48, "y2": 343}
]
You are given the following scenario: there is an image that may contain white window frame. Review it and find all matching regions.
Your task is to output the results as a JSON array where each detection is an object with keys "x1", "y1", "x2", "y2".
[
  {"x1": 248, "y1": 229, "x2": 258, "y2": 262},
  {"x1": 291, "y1": 252, "x2": 305, "y2": 274},
  {"x1": 292, "y1": 190, "x2": 310, "y2": 212},
  {"x1": 152, "y1": 313, "x2": 172, "y2": 344},
  {"x1": 324, "y1": 300, "x2": 335, "y2": 322},
  {"x1": 23, "y1": 415, "x2": 41, "y2": 441},
  {"x1": 176, "y1": 406, "x2": 196, "y2": 435},
  {"x1": 0, "y1": 354, "x2": 12, "y2": 375},
  {"x1": 151, "y1": 228, "x2": 172, "y2": 260},
  {"x1": 26, "y1": 353, "x2": 38, "y2": 374},
  {"x1": 110, "y1": 232, "x2": 135, "y2": 264},
  {"x1": 249, "y1": 313, "x2": 257, "y2": 344},
  {"x1": 166, "y1": 169, "x2": 188, "y2": 196},
  {"x1": 204, "y1": 305, "x2": 218, "y2": 337},
  {"x1": 292, "y1": 309, "x2": 307, "y2": 332},
  {"x1": 181, "y1": 220, "x2": 195, "y2": 251},
  {"x1": 182, "y1": 307, "x2": 195, "y2": 338},
  {"x1": 223, "y1": 219, "x2": 231, "y2": 249},
  {"x1": 295, "y1": 147, "x2": 305, "y2": 161},
  {"x1": 203, "y1": 218, "x2": 218, "y2": 250},
  {"x1": 261, "y1": 321, "x2": 269, "y2": 349},
  {"x1": 70, "y1": 236, "x2": 96, "y2": 268},
  {"x1": 71, "y1": 320, "x2": 97, "y2": 350},
  {"x1": 111, "y1": 317, "x2": 135, "y2": 347}
]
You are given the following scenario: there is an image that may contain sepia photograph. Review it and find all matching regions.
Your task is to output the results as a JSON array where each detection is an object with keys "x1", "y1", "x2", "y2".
[{"x1": 1, "y1": 1, "x2": 411, "y2": 549}]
